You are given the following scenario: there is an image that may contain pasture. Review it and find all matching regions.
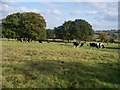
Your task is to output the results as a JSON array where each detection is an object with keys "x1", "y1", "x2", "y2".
[{"x1": 2, "y1": 40, "x2": 120, "y2": 88}]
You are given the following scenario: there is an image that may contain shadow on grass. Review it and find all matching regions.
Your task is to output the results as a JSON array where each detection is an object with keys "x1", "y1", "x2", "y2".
[
  {"x1": 18, "y1": 60, "x2": 120, "y2": 88},
  {"x1": 106, "y1": 46, "x2": 120, "y2": 50}
]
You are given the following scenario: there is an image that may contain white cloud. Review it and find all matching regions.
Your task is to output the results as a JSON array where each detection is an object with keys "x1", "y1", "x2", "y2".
[
  {"x1": 56, "y1": 17, "x2": 61, "y2": 20},
  {"x1": 0, "y1": 2, "x2": 16, "y2": 19},
  {"x1": 1, "y1": 3, "x2": 41, "y2": 19},
  {"x1": 20, "y1": 7, "x2": 28, "y2": 12},
  {"x1": 42, "y1": 2, "x2": 64, "y2": 9},
  {"x1": 70, "y1": 10, "x2": 81, "y2": 15},
  {"x1": 53, "y1": 10, "x2": 61, "y2": 15},
  {"x1": 85, "y1": 11, "x2": 98, "y2": 15},
  {"x1": 44, "y1": 9, "x2": 61, "y2": 16},
  {"x1": 92, "y1": 21, "x2": 117, "y2": 30},
  {"x1": 89, "y1": 2, "x2": 118, "y2": 22},
  {"x1": 20, "y1": 7, "x2": 40, "y2": 13}
]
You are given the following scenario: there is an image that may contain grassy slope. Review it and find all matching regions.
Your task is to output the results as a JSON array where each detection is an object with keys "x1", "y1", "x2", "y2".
[{"x1": 2, "y1": 40, "x2": 120, "y2": 88}]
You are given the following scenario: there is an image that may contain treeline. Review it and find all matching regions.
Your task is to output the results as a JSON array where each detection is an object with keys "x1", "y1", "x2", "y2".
[
  {"x1": 3, "y1": 12, "x2": 119, "y2": 43},
  {"x1": 46, "y1": 19, "x2": 94, "y2": 42},
  {"x1": 2, "y1": 12, "x2": 94, "y2": 42},
  {"x1": 93, "y1": 30, "x2": 120, "y2": 43}
]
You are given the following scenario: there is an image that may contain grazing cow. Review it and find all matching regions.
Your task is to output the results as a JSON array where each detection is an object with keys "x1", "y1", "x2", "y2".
[
  {"x1": 17, "y1": 38, "x2": 23, "y2": 42},
  {"x1": 90, "y1": 43, "x2": 99, "y2": 49},
  {"x1": 38, "y1": 40, "x2": 42, "y2": 43},
  {"x1": 80, "y1": 43, "x2": 84, "y2": 47},
  {"x1": 99, "y1": 43, "x2": 105, "y2": 48},
  {"x1": 90, "y1": 43, "x2": 105, "y2": 49},
  {"x1": 73, "y1": 42, "x2": 79, "y2": 48}
]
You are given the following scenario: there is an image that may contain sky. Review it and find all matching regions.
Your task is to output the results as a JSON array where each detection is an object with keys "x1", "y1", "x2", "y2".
[{"x1": 0, "y1": 0, "x2": 119, "y2": 30}]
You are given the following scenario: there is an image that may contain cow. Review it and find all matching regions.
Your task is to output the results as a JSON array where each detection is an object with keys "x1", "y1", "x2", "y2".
[
  {"x1": 80, "y1": 43, "x2": 84, "y2": 47},
  {"x1": 90, "y1": 43, "x2": 105, "y2": 49},
  {"x1": 73, "y1": 42, "x2": 79, "y2": 48},
  {"x1": 90, "y1": 43, "x2": 99, "y2": 48},
  {"x1": 38, "y1": 40, "x2": 42, "y2": 43},
  {"x1": 99, "y1": 43, "x2": 105, "y2": 48}
]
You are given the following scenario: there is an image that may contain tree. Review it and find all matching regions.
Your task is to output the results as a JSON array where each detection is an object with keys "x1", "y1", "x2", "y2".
[
  {"x1": 54, "y1": 19, "x2": 94, "y2": 42},
  {"x1": 63, "y1": 21, "x2": 73, "y2": 42},
  {"x1": 98, "y1": 32, "x2": 108, "y2": 42},
  {"x1": 46, "y1": 29, "x2": 54, "y2": 39},
  {"x1": 54, "y1": 26, "x2": 64, "y2": 39},
  {"x1": 2, "y1": 12, "x2": 46, "y2": 41}
]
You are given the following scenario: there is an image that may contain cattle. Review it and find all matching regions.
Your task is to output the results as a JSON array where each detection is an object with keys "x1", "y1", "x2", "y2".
[
  {"x1": 80, "y1": 43, "x2": 84, "y2": 47},
  {"x1": 90, "y1": 43, "x2": 99, "y2": 48},
  {"x1": 90, "y1": 43, "x2": 105, "y2": 49},
  {"x1": 99, "y1": 43, "x2": 105, "y2": 48},
  {"x1": 73, "y1": 42, "x2": 79, "y2": 48},
  {"x1": 38, "y1": 40, "x2": 42, "y2": 43}
]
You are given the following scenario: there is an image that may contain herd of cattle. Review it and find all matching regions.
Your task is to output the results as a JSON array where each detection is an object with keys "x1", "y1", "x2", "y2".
[
  {"x1": 38, "y1": 40, "x2": 105, "y2": 49},
  {"x1": 73, "y1": 42, "x2": 105, "y2": 49},
  {"x1": 17, "y1": 38, "x2": 105, "y2": 49}
]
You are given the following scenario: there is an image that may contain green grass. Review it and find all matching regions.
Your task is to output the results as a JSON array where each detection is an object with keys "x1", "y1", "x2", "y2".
[{"x1": 2, "y1": 40, "x2": 120, "y2": 88}]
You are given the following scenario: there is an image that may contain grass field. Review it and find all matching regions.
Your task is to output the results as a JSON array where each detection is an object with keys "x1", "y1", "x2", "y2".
[{"x1": 2, "y1": 40, "x2": 120, "y2": 88}]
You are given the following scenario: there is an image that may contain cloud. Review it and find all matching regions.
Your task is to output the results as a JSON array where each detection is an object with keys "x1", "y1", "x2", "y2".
[
  {"x1": 56, "y1": 17, "x2": 61, "y2": 20},
  {"x1": 20, "y1": 6, "x2": 40, "y2": 13},
  {"x1": 0, "y1": 2, "x2": 16, "y2": 19},
  {"x1": 43, "y1": 9, "x2": 61, "y2": 16},
  {"x1": 0, "y1": 2, "x2": 41, "y2": 19},
  {"x1": 85, "y1": 11, "x2": 98, "y2": 15},
  {"x1": 20, "y1": 7, "x2": 28, "y2": 12},
  {"x1": 92, "y1": 21, "x2": 117, "y2": 30},
  {"x1": 89, "y1": 2, "x2": 118, "y2": 22},
  {"x1": 42, "y1": 2, "x2": 64, "y2": 9},
  {"x1": 70, "y1": 10, "x2": 81, "y2": 15}
]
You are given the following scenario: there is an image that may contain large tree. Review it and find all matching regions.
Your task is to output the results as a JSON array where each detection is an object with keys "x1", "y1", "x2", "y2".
[
  {"x1": 2, "y1": 12, "x2": 46, "y2": 41},
  {"x1": 54, "y1": 19, "x2": 94, "y2": 42}
]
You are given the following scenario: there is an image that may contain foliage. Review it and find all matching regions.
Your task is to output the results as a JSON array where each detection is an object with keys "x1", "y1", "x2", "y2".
[
  {"x1": 54, "y1": 26, "x2": 64, "y2": 39},
  {"x1": 46, "y1": 29, "x2": 54, "y2": 39},
  {"x1": 2, "y1": 12, "x2": 46, "y2": 41},
  {"x1": 54, "y1": 19, "x2": 94, "y2": 42},
  {"x1": 98, "y1": 32, "x2": 108, "y2": 42}
]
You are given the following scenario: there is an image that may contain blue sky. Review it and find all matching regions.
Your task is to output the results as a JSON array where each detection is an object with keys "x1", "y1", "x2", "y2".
[{"x1": 0, "y1": 1, "x2": 119, "y2": 30}]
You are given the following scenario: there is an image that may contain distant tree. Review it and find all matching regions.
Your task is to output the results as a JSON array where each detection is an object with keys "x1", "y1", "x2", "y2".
[
  {"x1": 109, "y1": 38, "x2": 115, "y2": 43},
  {"x1": 54, "y1": 26, "x2": 64, "y2": 39},
  {"x1": 54, "y1": 19, "x2": 94, "y2": 42},
  {"x1": 111, "y1": 33, "x2": 118, "y2": 39},
  {"x1": 46, "y1": 29, "x2": 54, "y2": 39},
  {"x1": 98, "y1": 32, "x2": 108, "y2": 42},
  {"x1": 2, "y1": 12, "x2": 46, "y2": 41}
]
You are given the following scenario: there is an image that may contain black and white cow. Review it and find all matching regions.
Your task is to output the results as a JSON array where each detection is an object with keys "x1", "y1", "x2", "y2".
[
  {"x1": 90, "y1": 43, "x2": 105, "y2": 49},
  {"x1": 97, "y1": 43, "x2": 105, "y2": 48},
  {"x1": 38, "y1": 40, "x2": 42, "y2": 43},
  {"x1": 80, "y1": 43, "x2": 84, "y2": 47},
  {"x1": 90, "y1": 43, "x2": 99, "y2": 48},
  {"x1": 73, "y1": 42, "x2": 79, "y2": 48}
]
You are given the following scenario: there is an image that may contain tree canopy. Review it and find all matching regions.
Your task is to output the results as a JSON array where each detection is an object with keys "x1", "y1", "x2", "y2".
[
  {"x1": 2, "y1": 12, "x2": 46, "y2": 41},
  {"x1": 54, "y1": 19, "x2": 94, "y2": 42},
  {"x1": 46, "y1": 29, "x2": 54, "y2": 39},
  {"x1": 98, "y1": 32, "x2": 108, "y2": 42}
]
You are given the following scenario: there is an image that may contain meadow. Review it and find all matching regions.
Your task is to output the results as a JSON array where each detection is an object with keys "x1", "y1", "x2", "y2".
[{"x1": 2, "y1": 39, "x2": 120, "y2": 88}]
